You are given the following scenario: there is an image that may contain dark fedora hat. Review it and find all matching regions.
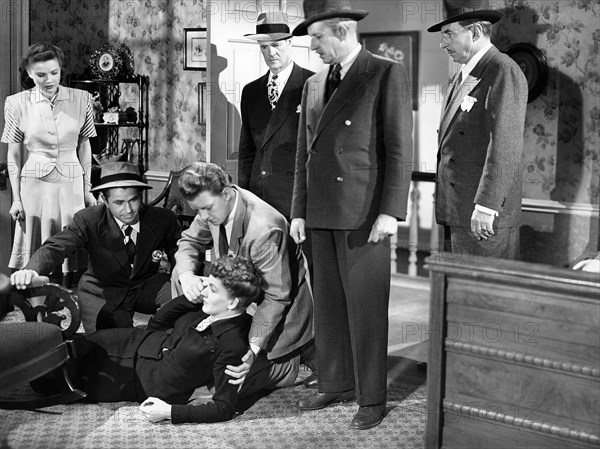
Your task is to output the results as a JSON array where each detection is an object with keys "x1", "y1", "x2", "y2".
[
  {"x1": 244, "y1": 10, "x2": 293, "y2": 42},
  {"x1": 90, "y1": 162, "x2": 151, "y2": 192},
  {"x1": 292, "y1": 0, "x2": 368, "y2": 37},
  {"x1": 427, "y1": 0, "x2": 503, "y2": 33}
]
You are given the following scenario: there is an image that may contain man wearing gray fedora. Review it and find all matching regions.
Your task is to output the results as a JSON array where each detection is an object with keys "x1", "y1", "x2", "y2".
[
  {"x1": 238, "y1": 10, "x2": 314, "y2": 223},
  {"x1": 428, "y1": 0, "x2": 528, "y2": 259},
  {"x1": 238, "y1": 11, "x2": 316, "y2": 299},
  {"x1": 11, "y1": 162, "x2": 181, "y2": 331},
  {"x1": 290, "y1": 0, "x2": 413, "y2": 430}
]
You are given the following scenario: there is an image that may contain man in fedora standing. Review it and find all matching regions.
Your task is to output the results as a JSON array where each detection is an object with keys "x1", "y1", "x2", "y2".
[
  {"x1": 290, "y1": 0, "x2": 413, "y2": 430},
  {"x1": 428, "y1": 0, "x2": 528, "y2": 259},
  {"x1": 239, "y1": 10, "x2": 314, "y2": 221},
  {"x1": 238, "y1": 11, "x2": 315, "y2": 278},
  {"x1": 11, "y1": 162, "x2": 181, "y2": 331}
]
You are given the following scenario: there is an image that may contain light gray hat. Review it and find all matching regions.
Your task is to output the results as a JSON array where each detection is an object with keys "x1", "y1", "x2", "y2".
[{"x1": 90, "y1": 162, "x2": 151, "y2": 192}]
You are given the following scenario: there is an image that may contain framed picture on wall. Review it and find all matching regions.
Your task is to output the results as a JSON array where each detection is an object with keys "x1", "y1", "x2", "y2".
[
  {"x1": 360, "y1": 31, "x2": 419, "y2": 110},
  {"x1": 184, "y1": 28, "x2": 207, "y2": 70}
]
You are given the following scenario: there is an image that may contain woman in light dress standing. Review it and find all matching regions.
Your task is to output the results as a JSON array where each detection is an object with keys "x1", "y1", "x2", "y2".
[{"x1": 1, "y1": 43, "x2": 97, "y2": 297}]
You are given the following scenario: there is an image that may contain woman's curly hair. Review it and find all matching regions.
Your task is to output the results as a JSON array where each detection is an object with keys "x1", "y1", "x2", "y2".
[
  {"x1": 19, "y1": 43, "x2": 66, "y2": 90},
  {"x1": 211, "y1": 256, "x2": 264, "y2": 308}
]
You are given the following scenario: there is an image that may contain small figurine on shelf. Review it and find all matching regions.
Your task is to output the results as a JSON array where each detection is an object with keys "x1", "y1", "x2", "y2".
[
  {"x1": 126, "y1": 107, "x2": 138, "y2": 123},
  {"x1": 103, "y1": 91, "x2": 120, "y2": 124},
  {"x1": 103, "y1": 109, "x2": 119, "y2": 124},
  {"x1": 92, "y1": 91, "x2": 104, "y2": 122}
]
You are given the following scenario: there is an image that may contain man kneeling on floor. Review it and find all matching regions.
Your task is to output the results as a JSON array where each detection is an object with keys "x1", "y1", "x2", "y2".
[
  {"x1": 29, "y1": 257, "x2": 290, "y2": 423},
  {"x1": 10, "y1": 162, "x2": 181, "y2": 331}
]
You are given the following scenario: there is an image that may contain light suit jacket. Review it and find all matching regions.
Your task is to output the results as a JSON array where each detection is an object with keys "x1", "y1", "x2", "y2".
[
  {"x1": 238, "y1": 63, "x2": 314, "y2": 218},
  {"x1": 436, "y1": 45, "x2": 528, "y2": 228},
  {"x1": 172, "y1": 186, "x2": 313, "y2": 360},
  {"x1": 291, "y1": 48, "x2": 413, "y2": 229}
]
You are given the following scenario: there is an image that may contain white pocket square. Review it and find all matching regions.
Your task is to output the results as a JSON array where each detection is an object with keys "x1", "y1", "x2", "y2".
[
  {"x1": 460, "y1": 95, "x2": 477, "y2": 112},
  {"x1": 296, "y1": 105, "x2": 301, "y2": 113}
]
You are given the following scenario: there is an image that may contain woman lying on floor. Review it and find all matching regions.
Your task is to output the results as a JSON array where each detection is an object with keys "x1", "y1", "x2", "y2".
[{"x1": 34, "y1": 256, "x2": 263, "y2": 424}]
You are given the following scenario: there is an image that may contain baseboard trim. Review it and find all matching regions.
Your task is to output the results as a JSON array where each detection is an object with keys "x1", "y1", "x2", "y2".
[
  {"x1": 144, "y1": 170, "x2": 170, "y2": 182},
  {"x1": 391, "y1": 273, "x2": 430, "y2": 291},
  {"x1": 522, "y1": 198, "x2": 598, "y2": 216}
]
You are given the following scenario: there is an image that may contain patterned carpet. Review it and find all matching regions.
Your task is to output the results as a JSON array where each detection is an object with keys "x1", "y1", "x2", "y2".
[
  {"x1": 1, "y1": 280, "x2": 429, "y2": 448},
  {"x1": 0, "y1": 364, "x2": 426, "y2": 449}
]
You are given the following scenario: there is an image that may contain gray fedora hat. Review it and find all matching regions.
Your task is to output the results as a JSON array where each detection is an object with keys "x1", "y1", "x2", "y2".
[
  {"x1": 244, "y1": 11, "x2": 293, "y2": 41},
  {"x1": 292, "y1": 0, "x2": 368, "y2": 37},
  {"x1": 427, "y1": 0, "x2": 503, "y2": 33},
  {"x1": 90, "y1": 162, "x2": 151, "y2": 192}
]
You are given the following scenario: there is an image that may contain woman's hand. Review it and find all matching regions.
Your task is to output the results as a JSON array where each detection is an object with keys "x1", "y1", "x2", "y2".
[
  {"x1": 139, "y1": 397, "x2": 172, "y2": 423},
  {"x1": 84, "y1": 192, "x2": 97, "y2": 207},
  {"x1": 9, "y1": 200, "x2": 24, "y2": 221}
]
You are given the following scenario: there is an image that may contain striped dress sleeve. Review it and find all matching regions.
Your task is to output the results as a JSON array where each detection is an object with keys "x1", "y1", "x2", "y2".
[
  {"x1": 1, "y1": 96, "x2": 25, "y2": 143},
  {"x1": 80, "y1": 91, "x2": 97, "y2": 138}
]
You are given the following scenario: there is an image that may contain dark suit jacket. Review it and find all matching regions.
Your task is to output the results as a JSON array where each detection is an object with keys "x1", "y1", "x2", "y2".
[
  {"x1": 173, "y1": 186, "x2": 313, "y2": 360},
  {"x1": 238, "y1": 63, "x2": 314, "y2": 218},
  {"x1": 436, "y1": 45, "x2": 528, "y2": 228},
  {"x1": 70, "y1": 296, "x2": 251, "y2": 424},
  {"x1": 26, "y1": 204, "x2": 181, "y2": 311},
  {"x1": 291, "y1": 48, "x2": 413, "y2": 229}
]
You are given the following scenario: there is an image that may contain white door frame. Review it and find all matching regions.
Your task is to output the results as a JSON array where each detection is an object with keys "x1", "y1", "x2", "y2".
[{"x1": 0, "y1": 0, "x2": 29, "y2": 276}]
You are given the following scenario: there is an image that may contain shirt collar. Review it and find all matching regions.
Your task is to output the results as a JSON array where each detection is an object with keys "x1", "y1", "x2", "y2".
[
  {"x1": 269, "y1": 61, "x2": 294, "y2": 86},
  {"x1": 223, "y1": 188, "x2": 239, "y2": 240},
  {"x1": 338, "y1": 44, "x2": 362, "y2": 79},
  {"x1": 29, "y1": 85, "x2": 67, "y2": 104},
  {"x1": 199, "y1": 312, "x2": 248, "y2": 336},
  {"x1": 114, "y1": 216, "x2": 140, "y2": 234},
  {"x1": 211, "y1": 311, "x2": 243, "y2": 325},
  {"x1": 459, "y1": 42, "x2": 493, "y2": 85}
]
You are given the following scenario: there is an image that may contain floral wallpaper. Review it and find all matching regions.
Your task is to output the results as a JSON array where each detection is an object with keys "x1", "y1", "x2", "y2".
[
  {"x1": 30, "y1": 0, "x2": 207, "y2": 172},
  {"x1": 28, "y1": 0, "x2": 600, "y2": 204},
  {"x1": 494, "y1": 0, "x2": 599, "y2": 206},
  {"x1": 30, "y1": 0, "x2": 110, "y2": 79}
]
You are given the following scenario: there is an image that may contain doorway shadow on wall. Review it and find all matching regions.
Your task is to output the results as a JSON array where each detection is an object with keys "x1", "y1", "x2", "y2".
[
  {"x1": 496, "y1": 5, "x2": 593, "y2": 267},
  {"x1": 209, "y1": 43, "x2": 241, "y2": 181}
]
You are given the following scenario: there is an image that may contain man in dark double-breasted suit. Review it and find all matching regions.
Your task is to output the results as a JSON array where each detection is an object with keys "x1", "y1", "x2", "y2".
[
  {"x1": 11, "y1": 162, "x2": 181, "y2": 331},
  {"x1": 428, "y1": 1, "x2": 528, "y2": 259},
  {"x1": 290, "y1": 0, "x2": 413, "y2": 430},
  {"x1": 238, "y1": 11, "x2": 314, "y2": 221}
]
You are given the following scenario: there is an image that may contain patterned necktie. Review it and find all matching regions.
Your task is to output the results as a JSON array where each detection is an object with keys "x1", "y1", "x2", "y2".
[
  {"x1": 219, "y1": 224, "x2": 229, "y2": 258},
  {"x1": 326, "y1": 63, "x2": 342, "y2": 102},
  {"x1": 123, "y1": 225, "x2": 135, "y2": 264},
  {"x1": 268, "y1": 74, "x2": 279, "y2": 110}
]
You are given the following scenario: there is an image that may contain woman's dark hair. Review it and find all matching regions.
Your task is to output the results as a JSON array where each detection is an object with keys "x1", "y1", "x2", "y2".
[
  {"x1": 178, "y1": 162, "x2": 231, "y2": 199},
  {"x1": 19, "y1": 43, "x2": 65, "y2": 89},
  {"x1": 211, "y1": 256, "x2": 264, "y2": 308}
]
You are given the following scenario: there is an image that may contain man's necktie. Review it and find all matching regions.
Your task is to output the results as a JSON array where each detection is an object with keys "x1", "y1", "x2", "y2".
[
  {"x1": 219, "y1": 224, "x2": 229, "y2": 258},
  {"x1": 268, "y1": 74, "x2": 279, "y2": 110},
  {"x1": 325, "y1": 63, "x2": 342, "y2": 102},
  {"x1": 123, "y1": 225, "x2": 135, "y2": 264}
]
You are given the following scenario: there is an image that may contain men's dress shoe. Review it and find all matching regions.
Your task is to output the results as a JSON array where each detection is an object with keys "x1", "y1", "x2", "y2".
[
  {"x1": 350, "y1": 404, "x2": 386, "y2": 430},
  {"x1": 295, "y1": 391, "x2": 355, "y2": 411},
  {"x1": 303, "y1": 373, "x2": 318, "y2": 389}
]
